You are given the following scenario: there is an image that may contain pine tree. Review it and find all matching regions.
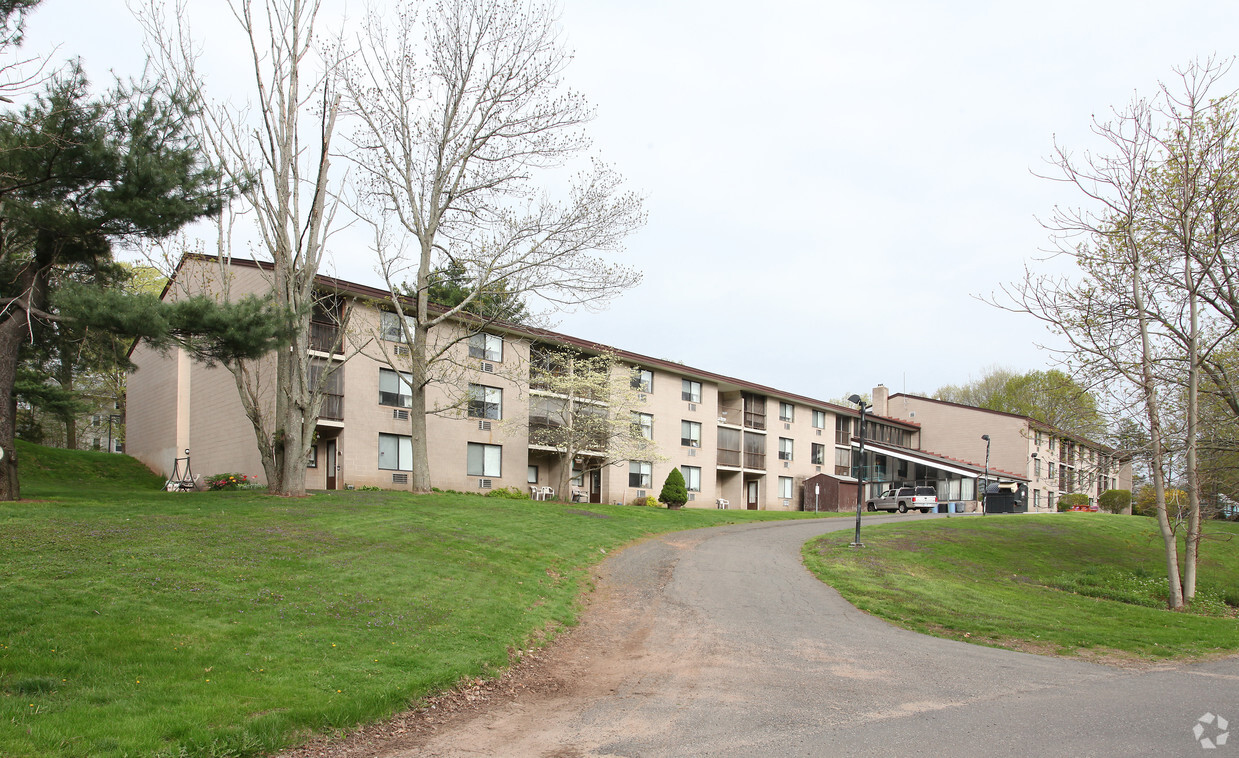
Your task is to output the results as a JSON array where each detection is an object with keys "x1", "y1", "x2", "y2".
[{"x1": 659, "y1": 468, "x2": 688, "y2": 509}]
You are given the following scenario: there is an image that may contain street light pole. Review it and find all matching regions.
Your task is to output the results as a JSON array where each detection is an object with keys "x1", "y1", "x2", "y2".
[
  {"x1": 849, "y1": 395, "x2": 870, "y2": 547},
  {"x1": 981, "y1": 434, "x2": 991, "y2": 515}
]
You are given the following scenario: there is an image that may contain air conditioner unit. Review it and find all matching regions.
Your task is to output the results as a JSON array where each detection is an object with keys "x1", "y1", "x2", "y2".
[
  {"x1": 816, "y1": 429, "x2": 822, "y2": 436},
  {"x1": 687, "y1": 493, "x2": 695, "y2": 501},
  {"x1": 688, "y1": 403, "x2": 697, "y2": 412},
  {"x1": 478, "y1": 420, "x2": 492, "y2": 431},
  {"x1": 784, "y1": 423, "x2": 791, "y2": 430},
  {"x1": 687, "y1": 449, "x2": 696, "y2": 457},
  {"x1": 784, "y1": 461, "x2": 790, "y2": 468},
  {"x1": 478, "y1": 478, "x2": 492, "y2": 489},
  {"x1": 394, "y1": 344, "x2": 410, "y2": 356},
  {"x1": 392, "y1": 473, "x2": 408, "y2": 484},
  {"x1": 393, "y1": 409, "x2": 409, "y2": 420},
  {"x1": 481, "y1": 362, "x2": 495, "y2": 373}
]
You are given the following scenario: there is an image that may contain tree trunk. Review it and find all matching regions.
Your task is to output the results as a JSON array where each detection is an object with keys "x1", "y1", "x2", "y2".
[
  {"x1": 1184, "y1": 256, "x2": 1201, "y2": 601},
  {"x1": 1133, "y1": 258, "x2": 1184, "y2": 609},
  {"x1": 0, "y1": 315, "x2": 23, "y2": 500}
]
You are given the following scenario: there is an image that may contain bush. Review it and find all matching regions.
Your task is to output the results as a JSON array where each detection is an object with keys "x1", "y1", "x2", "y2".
[
  {"x1": 658, "y1": 468, "x2": 688, "y2": 507},
  {"x1": 485, "y1": 486, "x2": 530, "y2": 500},
  {"x1": 1098, "y1": 489, "x2": 1132, "y2": 514},
  {"x1": 1057, "y1": 493, "x2": 1089, "y2": 512},
  {"x1": 629, "y1": 495, "x2": 659, "y2": 507},
  {"x1": 205, "y1": 473, "x2": 258, "y2": 491}
]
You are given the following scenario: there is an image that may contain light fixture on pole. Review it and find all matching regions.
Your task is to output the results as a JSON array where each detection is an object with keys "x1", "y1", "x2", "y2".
[
  {"x1": 848, "y1": 394, "x2": 871, "y2": 547},
  {"x1": 981, "y1": 434, "x2": 991, "y2": 515}
]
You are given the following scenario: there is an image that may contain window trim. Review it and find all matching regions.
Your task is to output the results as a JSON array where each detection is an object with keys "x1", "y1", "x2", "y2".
[
  {"x1": 681, "y1": 419, "x2": 702, "y2": 448},
  {"x1": 632, "y1": 411, "x2": 654, "y2": 440},
  {"x1": 778, "y1": 476, "x2": 793, "y2": 499},
  {"x1": 681, "y1": 379, "x2": 702, "y2": 403},
  {"x1": 468, "y1": 332, "x2": 503, "y2": 362},
  {"x1": 628, "y1": 460, "x2": 652, "y2": 488},
  {"x1": 632, "y1": 368, "x2": 654, "y2": 393},
  {"x1": 779, "y1": 402, "x2": 794, "y2": 423},
  {"x1": 467, "y1": 383, "x2": 503, "y2": 420},
  {"x1": 467, "y1": 442, "x2": 502, "y2": 477},
  {"x1": 378, "y1": 433, "x2": 414, "y2": 471},
  {"x1": 379, "y1": 367, "x2": 414, "y2": 408},
  {"x1": 681, "y1": 465, "x2": 701, "y2": 492}
]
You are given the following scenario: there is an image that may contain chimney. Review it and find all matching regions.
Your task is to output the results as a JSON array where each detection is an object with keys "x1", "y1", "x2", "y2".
[{"x1": 872, "y1": 384, "x2": 889, "y2": 417}]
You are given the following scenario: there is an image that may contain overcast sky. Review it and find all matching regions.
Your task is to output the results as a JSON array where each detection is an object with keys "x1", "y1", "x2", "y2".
[{"x1": 28, "y1": 0, "x2": 1239, "y2": 405}]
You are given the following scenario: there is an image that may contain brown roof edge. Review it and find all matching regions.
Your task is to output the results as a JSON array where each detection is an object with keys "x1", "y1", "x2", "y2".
[
  {"x1": 162, "y1": 254, "x2": 918, "y2": 422},
  {"x1": 888, "y1": 391, "x2": 1119, "y2": 454}
]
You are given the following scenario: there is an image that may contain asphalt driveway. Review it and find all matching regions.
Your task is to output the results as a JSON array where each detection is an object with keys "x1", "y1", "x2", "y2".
[{"x1": 387, "y1": 515, "x2": 1238, "y2": 757}]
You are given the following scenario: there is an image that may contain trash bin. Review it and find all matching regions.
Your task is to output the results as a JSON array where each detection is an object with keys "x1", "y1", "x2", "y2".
[{"x1": 937, "y1": 503, "x2": 948, "y2": 513}]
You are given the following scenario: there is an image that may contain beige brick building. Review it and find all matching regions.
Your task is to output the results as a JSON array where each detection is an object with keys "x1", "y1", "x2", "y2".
[
  {"x1": 127, "y1": 257, "x2": 1127, "y2": 511},
  {"x1": 881, "y1": 389, "x2": 1133, "y2": 511}
]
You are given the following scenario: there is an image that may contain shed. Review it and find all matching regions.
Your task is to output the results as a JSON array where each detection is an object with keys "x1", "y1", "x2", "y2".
[{"x1": 800, "y1": 473, "x2": 858, "y2": 513}]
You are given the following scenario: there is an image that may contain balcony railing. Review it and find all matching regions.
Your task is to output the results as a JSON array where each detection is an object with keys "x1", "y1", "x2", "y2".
[
  {"x1": 744, "y1": 451, "x2": 765, "y2": 470},
  {"x1": 319, "y1": 393, "x2": 344, "y2": 421},
  {"x1": 717, "y1": 447, "x2": 741, "y2": 467},
  {"x1": 309, "y1": 321, "x2": 342, "y2": 353}
]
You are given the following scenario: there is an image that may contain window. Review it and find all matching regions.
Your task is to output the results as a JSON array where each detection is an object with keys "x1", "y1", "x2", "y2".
[
  {"x1": 380, "y1": 310, "x2": 414, "y2": 342},
  {"x1": 1034, "y1": 490, "x2": 1041, "y2": 509},
  {"x1": 811, "y1": 443, "x2": 825, "y2": 465},
  {"x1": 835, "y1": 415, "x2": 852, "y2": 445},
  {"x1": 681, "y1": 420, "x2": 702, "y2": 448},
  {"x1": 468, "y1": 384, "x2": 503, "y2": 419},
  {"x1": 1048, "y1": 462, "x2": 1056, "y2": 478},
  {"x1": 632, "y1": 368, "x2": 653, "y2": 393},
  {"x1": 528, "y1": 465, "x2": 538, "y2": 484},
  {"x1": 778, "y1": 437, "x2": 794, "y2": 461},
  {"x1": 1048, "y1": 492, "x2": 1056, "y2": 510},
  {"x1": 467, "y1": 442, "x2": 502, "y2": 477},
  {"x1": 1048, "y1": 436, "x2": 1056, "y2": 452},
  {"x1": 778, "y1": 476, "x2": 793, "y2": 499},
  {"x1": 378, "y1": 433, "x2": 414, "y2": 471},
  {"x1": 779, "y1": 402, "x2": 794, "y2": 422},
  {"x1": 681, "y1": 379, "x2": 702, "y2": 403},
  {"x1": 629, "y1": 461, "x2": 652, "y2": 488},
  {"x1": 681, "y1": 465, "x2": 701, "y2": 492},
  {"x1": 468, "y1": 332, "x2": 503, "y2": 362},
  {"x1": 307, "y1": 445, "x2": 318, "y2": 468},
  {"x1": 835, "y1": 447, "x2": 852, "y2": 477},
  {"x1": 1034, "y1": 430, "x2": 1043, "y2": 446},
  {"x1": 812, "y1": 410, "x2": 825, "y2": 429},
  {"x1": 632, "y1": 412, "x2": 654, "y2": 440},
  {"x1": 379, "y1": 368, "x2": 413, "y2": 407},
  {"x1": 1034, "y1": 458, "x2": 1041, "y2": 477}
]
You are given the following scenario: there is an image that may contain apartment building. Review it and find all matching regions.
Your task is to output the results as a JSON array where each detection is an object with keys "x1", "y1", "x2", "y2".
[
  {"x1": 129, "y1": 257, "x2": 925, "y2": 510},
  {"x1": 882, "y1": 389, "x2": 1133, "y2": 511},
  {"x1": 128, "y1": 257, "x2": 1088, "y2": 511}
]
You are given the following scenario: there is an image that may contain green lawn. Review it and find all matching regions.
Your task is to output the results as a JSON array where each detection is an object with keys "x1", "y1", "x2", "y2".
[
  {"x1": 803, "y1": 514, "x2": 1239, "y2": 661},
  {"x1": 0, "y1": 443, "x2": 836, "y2": 758}
]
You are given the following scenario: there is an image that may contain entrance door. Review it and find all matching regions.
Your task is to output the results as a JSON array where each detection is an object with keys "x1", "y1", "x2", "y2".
[
  {"x1": 589, "y1": 471, "x2": 601, "y2": 503},
  {"x1": 746, "y1": 480, "x2": 759, "y2": 510},
  {"x1": 325, "y1": 440, "x2": 337, "y2": 490}
]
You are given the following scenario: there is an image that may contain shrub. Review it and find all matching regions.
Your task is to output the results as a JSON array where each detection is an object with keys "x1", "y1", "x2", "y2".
[
  {"x1": 1057, "y1": 493, "x2": 1089, "y2": 512},
  {"x1": 485, "y1": 486, "x2": 530, "y2": 500},
  {"x1": 206, "y1": 473, "x2": 257, "y2": 491},
  {"x1": 1098, "y1": 489, "x2": 1132, "y2": 514},
  {"x1": 658, "y1": 468, "x2": 688, "y2": 508},
  {"x1": 629, "y1": 495, "x2": 659, "y2": 507}
]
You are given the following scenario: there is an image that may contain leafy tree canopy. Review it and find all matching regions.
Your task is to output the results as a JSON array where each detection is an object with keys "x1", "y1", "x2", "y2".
[{"x1": 935, "y1": 368, "x2": 1105, "y2": 439}]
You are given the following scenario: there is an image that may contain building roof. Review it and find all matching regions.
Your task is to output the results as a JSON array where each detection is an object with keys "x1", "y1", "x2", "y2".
[
  {"x1": 860, "y1": 439, "x2": 1029, "y2": 482},
  {"x1": 169, "y1": 254, "x2": 920, "y2": 427},
  {"x1": 887, "y1": 391, "x2": 1120, "y2": 456}
]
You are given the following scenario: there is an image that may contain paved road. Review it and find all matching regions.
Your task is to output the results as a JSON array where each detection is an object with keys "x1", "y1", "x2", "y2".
[{"x1": 404, "y1": 515, "x2": 1239, "y2": 757}]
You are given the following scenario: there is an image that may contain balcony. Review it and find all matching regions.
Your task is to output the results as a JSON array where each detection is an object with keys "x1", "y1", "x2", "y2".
[
  {"x1": 309, "y1": 321, "x2": 342, "y2": 354},
  {"x1": 319, "y1": 392, "x2": 344, "y2": 421},
  {"x1": 744, "y1": 451, "x2": 765, "y2": 470},
  {"x1": 717, "y1": 446, "x2": 741, "y2": 467}
]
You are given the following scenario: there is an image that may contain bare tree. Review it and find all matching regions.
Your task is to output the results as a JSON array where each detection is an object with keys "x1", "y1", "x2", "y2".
[
  {"x1": 524, "y1": 346, "x2": 662, "y2": 501},
  {"x1": 1000, "y1": 59, "x2": 1239, "y2": 608},
  {"x1": 140, "y1": 0, "x2": 348, "y2": 496},
  {"x1": 340, "y1": 0, "x2": 644, "y2": 492}
]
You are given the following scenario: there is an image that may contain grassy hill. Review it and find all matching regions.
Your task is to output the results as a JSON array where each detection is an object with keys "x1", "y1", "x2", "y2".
[
  {"x1": 0, "y1": 443, "x2": 834, "y2": 758},
  {"x1": 804, "y1": 514, "x2": 1239, "y2": 661}
]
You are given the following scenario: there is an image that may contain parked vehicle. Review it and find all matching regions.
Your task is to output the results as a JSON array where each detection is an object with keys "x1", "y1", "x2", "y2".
[{"x1": 865, "y1": 485, "x2": 938, "y2": 513}]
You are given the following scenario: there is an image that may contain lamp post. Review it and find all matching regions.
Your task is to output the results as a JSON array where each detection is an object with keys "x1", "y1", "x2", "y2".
[
  {"x1": 1030, "y1": 452, "x2": 1039, "y2": 511},
  {"x1": 848, "y1": 394, "x2": 871, "y2": 547},
  {"x1": 981, "y1": 434, "x2": 991, "y2": 515}
]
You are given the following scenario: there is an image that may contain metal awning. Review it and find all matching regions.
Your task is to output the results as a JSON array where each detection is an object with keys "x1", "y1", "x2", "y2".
[{"x1": 855, "y1": 442, "x2": 1028, "y2": 482}]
